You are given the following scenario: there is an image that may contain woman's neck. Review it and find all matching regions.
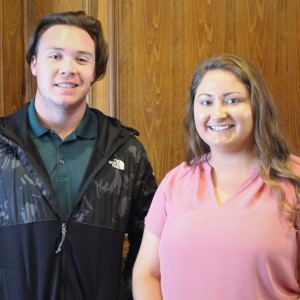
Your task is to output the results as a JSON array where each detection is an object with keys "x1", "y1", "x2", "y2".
[{"x1": 207, "y1": 149, "x2": 259, "y2": 171}]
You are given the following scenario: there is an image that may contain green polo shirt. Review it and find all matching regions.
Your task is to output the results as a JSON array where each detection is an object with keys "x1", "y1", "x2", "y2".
[{"x1": 28, "y1": 100, "x2": 98, "y2": 218}]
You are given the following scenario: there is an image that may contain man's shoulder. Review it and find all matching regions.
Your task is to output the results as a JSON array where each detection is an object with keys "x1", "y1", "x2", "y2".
[
  {"x1": 91, "y1": 107, "x2": 140, "y2": 139},
  {"x1": 0, "y1": 103, "x2": 29, "y2": 131},
  {"x1": 1, "y1": 102, "x2": 29, "y2": 119}
]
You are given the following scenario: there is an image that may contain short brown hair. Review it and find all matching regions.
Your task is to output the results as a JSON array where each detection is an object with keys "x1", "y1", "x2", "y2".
[{"x1": 26, "y1": 10, "x2": 109, "y2": 81}]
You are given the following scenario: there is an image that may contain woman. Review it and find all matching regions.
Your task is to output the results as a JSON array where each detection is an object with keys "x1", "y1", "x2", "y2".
[{"x1": 132, "y1": 53, "x2": 300, "y2": 300}]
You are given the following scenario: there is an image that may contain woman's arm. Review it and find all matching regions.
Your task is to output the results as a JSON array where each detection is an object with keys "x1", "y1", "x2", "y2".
[{"x1": 132, "y1": 229, "x2": 163, "y2": 300}]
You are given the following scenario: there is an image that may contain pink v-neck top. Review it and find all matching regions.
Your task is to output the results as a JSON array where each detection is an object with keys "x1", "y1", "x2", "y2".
[{"x1": 145, "y1": 155, "x2": 300, "y2": 300}]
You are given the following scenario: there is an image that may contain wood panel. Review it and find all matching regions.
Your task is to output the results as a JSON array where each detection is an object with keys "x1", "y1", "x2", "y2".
[
  {"x1": 92, "y1": 0, "x2": 117, "y2": 116},
  {"x1": 0, "y1": 0, "x2": 25, "y2": 115},
  {"x1": 117, "y1": 0, "x2": 300, "y2": 183}
]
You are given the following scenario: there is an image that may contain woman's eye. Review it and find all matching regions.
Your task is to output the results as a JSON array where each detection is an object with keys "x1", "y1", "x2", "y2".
[
  {"x1": 226, "y1": 98, "x2": 239, "y2": 104},
  {"x1": 200, "y1": 99, "x2": 211, "y2": 106}
]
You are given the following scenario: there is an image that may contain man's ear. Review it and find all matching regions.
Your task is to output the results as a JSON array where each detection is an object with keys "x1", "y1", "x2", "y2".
[
  {"x1": 91, "y1": 69, "x2": 96, "y2": 84},
  {"x1": 30, "y1": 56, "x2": 37, "y2": 76}
]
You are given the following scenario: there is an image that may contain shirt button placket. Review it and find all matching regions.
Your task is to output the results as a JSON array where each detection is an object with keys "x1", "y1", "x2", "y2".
[{"x1": 59, "y1": 143, "x2": 65, "y2": 166}]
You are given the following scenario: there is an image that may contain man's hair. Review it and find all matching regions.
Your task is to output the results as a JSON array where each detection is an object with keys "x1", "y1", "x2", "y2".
[{"x1": 26, "y1": 10, "x2": 109, "y2": 81}]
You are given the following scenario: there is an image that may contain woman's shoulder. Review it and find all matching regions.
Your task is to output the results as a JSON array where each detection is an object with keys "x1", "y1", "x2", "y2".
[
  {"x1": 161, "y1": 156, "x2": 207, "y2": 186},
  {"x1": 163, "y1": 162, "x2": 192, "y2": 181}
]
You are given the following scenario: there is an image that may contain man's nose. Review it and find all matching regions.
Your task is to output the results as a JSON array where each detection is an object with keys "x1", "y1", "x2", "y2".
[{"x1": 59, "y1": 59, "x2": 76, "y2": 75}]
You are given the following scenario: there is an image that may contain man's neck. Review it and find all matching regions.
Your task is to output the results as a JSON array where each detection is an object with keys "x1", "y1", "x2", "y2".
[{"x1": 34, "y1": 99, "x2": 86, "y2": 140}]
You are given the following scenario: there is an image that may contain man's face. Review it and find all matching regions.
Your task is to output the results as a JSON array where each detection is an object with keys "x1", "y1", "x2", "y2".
[{"x1": 31, "y1": 24, "x2": 96, "y2": 111}]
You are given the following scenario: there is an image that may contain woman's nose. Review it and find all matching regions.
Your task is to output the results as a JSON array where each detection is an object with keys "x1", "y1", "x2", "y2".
[{"x1": 211, "y1": 102, "x2": 227, "y2": 119}]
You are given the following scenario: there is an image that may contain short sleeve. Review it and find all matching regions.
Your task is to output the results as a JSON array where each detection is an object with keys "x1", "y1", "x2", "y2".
[
  {"x1": 145, "y1": 162, "x2": 194, "y2": 239},
  {"x1": 144, "y1": 177, "x2": 168, "y2": 239}
]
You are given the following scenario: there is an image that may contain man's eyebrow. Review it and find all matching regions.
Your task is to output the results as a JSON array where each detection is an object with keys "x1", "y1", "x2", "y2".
[
  {"x1": 44, "y1": 46, "x2": 64, "y2": 52},
  {"x1": 77, "y1": 50, "x2": 94, "y2": 58},
  {"x1": 44, "y1": 47, "x2": 94, "y2": 57}
]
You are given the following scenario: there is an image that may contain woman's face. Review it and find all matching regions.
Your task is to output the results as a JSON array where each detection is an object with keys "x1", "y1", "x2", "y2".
[{"x1": 193, "y1": 69, "x2": 255, "y2": 154}]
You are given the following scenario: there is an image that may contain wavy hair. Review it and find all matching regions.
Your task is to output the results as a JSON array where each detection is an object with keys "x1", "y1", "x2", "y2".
[
  {"x1": 26, "y1": 10, "x2": 108, "y2": 82},
  {"x1": 184, "y1": 53, "x2": 300, "y2": 228}
]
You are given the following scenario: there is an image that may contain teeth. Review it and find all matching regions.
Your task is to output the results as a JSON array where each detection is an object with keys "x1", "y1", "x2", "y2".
[
  {"x1": 56, "y1": 83, "x2": 76, "y2": 88},
  {"x1": 210, "y1": 125, "x2": 231, "y2": 131}
]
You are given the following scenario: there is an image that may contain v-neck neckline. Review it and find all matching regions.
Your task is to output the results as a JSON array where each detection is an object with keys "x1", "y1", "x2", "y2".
[{"x1": 201, "y1": 157, "x2": 260, "y2": 207}]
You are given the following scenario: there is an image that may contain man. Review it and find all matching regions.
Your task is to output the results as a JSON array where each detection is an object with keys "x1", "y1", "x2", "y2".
[{"x1": 0, "y1": 11, "x2": 157, "y2": 300}]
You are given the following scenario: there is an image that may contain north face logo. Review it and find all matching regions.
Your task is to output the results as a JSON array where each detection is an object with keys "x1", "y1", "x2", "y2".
[{"x1": 109, "y1": 159, "x2": 125, "y2": 170}]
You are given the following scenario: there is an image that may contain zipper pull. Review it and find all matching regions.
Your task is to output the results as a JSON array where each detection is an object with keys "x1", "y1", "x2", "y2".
[{"x1": 55, "y1": 223, "x2": 67, "y2": 254}]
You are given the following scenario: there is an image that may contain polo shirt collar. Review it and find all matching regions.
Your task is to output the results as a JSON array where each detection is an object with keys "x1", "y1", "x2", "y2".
[{"x1": 28, "y1": 99, "x2": 97, "y2": 140}]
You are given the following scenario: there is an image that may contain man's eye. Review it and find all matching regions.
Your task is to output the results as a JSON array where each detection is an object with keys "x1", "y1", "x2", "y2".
[
  {"x1": 49, "y1": 54, "x2": 60, "y2": 60},
  {"x1": 77, "y1": 58, "x2": 89, "y2": 63}
]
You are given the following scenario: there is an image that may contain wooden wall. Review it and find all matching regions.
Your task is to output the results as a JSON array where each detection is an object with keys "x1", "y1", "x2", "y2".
[
  {"x1": 0, "y1": 0, "x2": 25, "y2": 114},
  {"x1": 117, "y1": 0, "x2": 300, "y2": 182},
  {"x1": 1, "y1": 0, "x2": 300, "y2": 184}
]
